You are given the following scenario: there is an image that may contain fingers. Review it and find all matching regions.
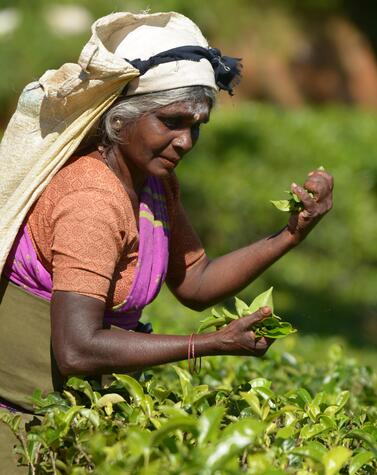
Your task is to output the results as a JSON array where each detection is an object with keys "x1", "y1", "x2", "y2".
[
  {"x1": 308, "y1": 170, "x2": 334, "y2": 190},
  {"x1": 239, "y1": 306, "x2": 272, "y2": 330},
  {"x1": 291, "y1": 183, "x2": 316, "y2": 211},
  {"x1": 290, "y1": 170, "x2": 333, "y2": 219},
  {"x1": 219, "y1": 307, "x2": 275, "y2": 357},
  {"x1": 304, "y1": 171, "x2": 333, "y2": 200},
  {"x1": 255, "y1": 335, "x2": 274, "y2": 355}
]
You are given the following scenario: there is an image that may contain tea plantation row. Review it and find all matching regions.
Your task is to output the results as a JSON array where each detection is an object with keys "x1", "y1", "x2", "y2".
[{"x1": 2, "y1": 340, "x2": 376, "y2": 474}]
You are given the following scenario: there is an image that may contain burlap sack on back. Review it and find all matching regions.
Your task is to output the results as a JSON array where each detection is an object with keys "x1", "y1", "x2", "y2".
[{"x1": 0, "y1": 12, "x2": 146, "y2": 273}]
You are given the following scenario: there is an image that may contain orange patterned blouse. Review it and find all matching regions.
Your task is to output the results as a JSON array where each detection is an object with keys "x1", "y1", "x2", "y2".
[{"x1": 26, "y1": 152, "x2": 205, "y2": 309}]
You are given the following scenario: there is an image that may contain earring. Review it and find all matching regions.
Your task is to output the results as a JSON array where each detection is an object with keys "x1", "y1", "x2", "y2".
[{"x1": 114, "y1": 119, "x2": 122, "y2": 130}]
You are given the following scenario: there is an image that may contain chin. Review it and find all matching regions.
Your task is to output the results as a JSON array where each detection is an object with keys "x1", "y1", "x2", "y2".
[{"x1": 149, "y1": 166, "x2": 174, "y2": 178}]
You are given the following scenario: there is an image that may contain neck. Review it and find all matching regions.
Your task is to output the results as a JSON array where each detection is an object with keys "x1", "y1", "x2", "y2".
[{"x1": 99, "y1": 145, "x2": 146, "y2": 196}]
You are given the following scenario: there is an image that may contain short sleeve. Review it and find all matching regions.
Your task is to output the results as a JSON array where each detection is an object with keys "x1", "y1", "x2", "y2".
[{"x1": 51, "y1": 188, "x2": 128, "y2": 301}]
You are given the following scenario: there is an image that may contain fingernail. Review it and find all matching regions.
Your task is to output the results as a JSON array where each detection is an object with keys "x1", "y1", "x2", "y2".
[
  {"x1": 308, "y1": 172, "x2": 314, "y2": 176},
  {"x1": 262, "y1": 306, "x2": 271, "y2": 315},
  {"x1": 292, "y1": 182, "x2": 297, "y2": 188}
]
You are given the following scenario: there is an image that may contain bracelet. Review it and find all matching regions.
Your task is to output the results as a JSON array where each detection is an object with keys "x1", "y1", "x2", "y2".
[{"x1": 187, "y1": 332, "x2": 202, "y2": 375}]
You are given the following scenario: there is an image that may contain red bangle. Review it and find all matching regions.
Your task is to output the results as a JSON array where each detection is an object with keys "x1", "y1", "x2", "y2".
[{"x1": 187, "y1": 332, "x2": 202, "y2": 375}]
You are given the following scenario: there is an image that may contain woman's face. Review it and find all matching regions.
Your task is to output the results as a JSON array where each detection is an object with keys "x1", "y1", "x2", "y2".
[{"x1": 117, "y1": 100, "x2": 210, "y2": 179}]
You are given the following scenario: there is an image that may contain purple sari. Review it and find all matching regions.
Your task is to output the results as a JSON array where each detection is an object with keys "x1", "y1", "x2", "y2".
[{"x1": 3, "y1": 175, "x2": 170, "y2": 330}]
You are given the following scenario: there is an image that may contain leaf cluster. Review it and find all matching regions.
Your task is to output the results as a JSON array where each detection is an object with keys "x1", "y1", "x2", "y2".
[
  {"x1": 198, "y1": 287, "x2": 297, "y2": 339},
  {"x1": 270, "y1": 191, "x2": 306, "y2": 213}
]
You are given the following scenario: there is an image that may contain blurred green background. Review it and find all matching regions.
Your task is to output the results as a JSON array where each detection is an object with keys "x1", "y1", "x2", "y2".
[{"x1": 1, "y1": 1, "x2": 376, "y2": 354}]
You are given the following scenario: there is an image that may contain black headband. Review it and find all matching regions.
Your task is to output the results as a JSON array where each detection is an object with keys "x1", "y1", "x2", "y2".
[{"x1": 123, "y1": 45, "x2": 242, "y2": 96}]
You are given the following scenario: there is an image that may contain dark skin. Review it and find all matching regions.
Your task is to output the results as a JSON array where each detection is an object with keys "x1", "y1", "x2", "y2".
[{"x1": 51, "y1": 101, "x2": 334, "y2": 376}]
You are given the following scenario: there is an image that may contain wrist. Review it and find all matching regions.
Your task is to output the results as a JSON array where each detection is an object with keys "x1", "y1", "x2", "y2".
[
  {"x1": 279, "y1": 225, "x2": 301, "y2": 248},
  {"x1": 194, "y1": 331, "x2": 223, "y2": 357}
]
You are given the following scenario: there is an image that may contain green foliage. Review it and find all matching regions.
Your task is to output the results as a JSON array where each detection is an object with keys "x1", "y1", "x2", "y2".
[
  {"x1": 198, "y1": 288, "x2": 297, "y2": 339},
  {"x1": 2, "y1": 343, "x2": 376, "y2": 474}
]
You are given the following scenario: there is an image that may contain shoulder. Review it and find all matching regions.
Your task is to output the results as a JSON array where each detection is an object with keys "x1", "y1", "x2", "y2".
[
  {"x1": 51, "y1": 152, "x2": 125, "y2": 196},
  {"x1": 33, "y1": 152, "x2": 134, "y2": 229}
]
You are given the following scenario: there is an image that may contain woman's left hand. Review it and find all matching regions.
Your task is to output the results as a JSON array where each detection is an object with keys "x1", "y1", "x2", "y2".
[{"x1": 287, "y1": 169, "x2": 333, "y2": 244}]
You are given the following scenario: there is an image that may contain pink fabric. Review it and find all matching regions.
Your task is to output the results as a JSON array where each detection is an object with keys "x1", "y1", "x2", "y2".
[
  {"x1": 3, "y1": 225, "x2": 53, "y2": 300},
  {"x1": 104, "y1": 176, "x2": 170, "y2": 329},
  {"x1": 3, "y1": 176, "x2": 170, "y2": 330}
]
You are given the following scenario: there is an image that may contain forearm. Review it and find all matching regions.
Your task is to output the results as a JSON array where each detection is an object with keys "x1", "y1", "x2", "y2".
[
  {"x1": 51, "y1": 292, "x2": 219, "y2": 375},
  {"x1": 175, "y1": 226, "x2": 297, "y2": 308},
  {"x1": 66, "y1": 329, "x2": 218, "y2": 375}
]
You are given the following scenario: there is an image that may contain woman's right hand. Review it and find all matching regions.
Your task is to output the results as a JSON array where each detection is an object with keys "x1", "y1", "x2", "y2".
[{"x1": 214, "y1": 306, "x2": 274, "y2": 357}]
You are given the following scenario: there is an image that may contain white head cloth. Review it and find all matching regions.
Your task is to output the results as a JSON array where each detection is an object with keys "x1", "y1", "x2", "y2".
[
  {"x1": 0, "y1": 11, "x2": 218, "y2": 273},
  {"x1": 113, "y1": 12, "x2": 218, "y2": 95}
]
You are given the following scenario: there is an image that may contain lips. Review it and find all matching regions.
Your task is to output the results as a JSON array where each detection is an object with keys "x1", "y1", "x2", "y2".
[{"x1": 159, "y1": 156, "x2": 180, "y2": 168}]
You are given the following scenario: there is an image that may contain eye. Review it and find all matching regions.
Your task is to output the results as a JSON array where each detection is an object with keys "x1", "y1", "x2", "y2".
[{"x1": 161, "y1": 118, "x2": 181, "y2": 130}]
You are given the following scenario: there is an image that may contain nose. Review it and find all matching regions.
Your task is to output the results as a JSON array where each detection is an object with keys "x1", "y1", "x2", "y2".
[{"x1": 172, "y1": 128, "x2": 194, "y2": 156}]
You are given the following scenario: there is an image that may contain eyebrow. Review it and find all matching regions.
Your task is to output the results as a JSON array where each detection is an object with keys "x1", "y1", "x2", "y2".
[{"x1": 157, "y1": 111, "x2": 209, "y2": 123}]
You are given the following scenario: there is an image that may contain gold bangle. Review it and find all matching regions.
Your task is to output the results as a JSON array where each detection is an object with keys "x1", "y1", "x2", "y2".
[{"x1": 188, "y1": 332, "x2": 202, "y2": 375}]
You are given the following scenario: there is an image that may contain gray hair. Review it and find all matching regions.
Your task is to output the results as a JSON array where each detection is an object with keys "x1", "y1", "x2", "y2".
[{"x1": 99, "y1": 85, "x2": 216, "y2": 146}]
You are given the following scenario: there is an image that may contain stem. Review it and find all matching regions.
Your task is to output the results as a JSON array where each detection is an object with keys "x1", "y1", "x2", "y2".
[
  {"x1": 49, "y1": 450, "x2": 57, "y2": 475},
  {"x1": 240, "y1": 448, "x2": 248, "y2": 470},
  {"x1": 18, "y1": 430, "x2": 36, "y2": 475}
]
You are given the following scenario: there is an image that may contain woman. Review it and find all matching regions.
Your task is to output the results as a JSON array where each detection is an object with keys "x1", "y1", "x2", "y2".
[{"x1": 0, "y1": 11, "x2": 333, "y2": 473}]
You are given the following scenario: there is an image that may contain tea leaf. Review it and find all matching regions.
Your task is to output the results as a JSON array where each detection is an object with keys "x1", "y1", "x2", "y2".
[
  {"x1": 197, "y1": 406, "x2": 225, "y2": 445},
  {"x1": 248, "y1": 287, "x2": 274, "y2": 314},
  {"x1": 292, "y1": 441, "x2": 327, "y2": 463},
  {"x1": 235, "y1": 296, "x2": 249, "y2": 317},
  {"x1": 348, "y1": 450, "x2": 374, "y2": 475},
  {"x1": 322, "y1": 446, "x2": 352, "y2": 475},
  {"x1": 205, "y1": 419, "x2": 265, "y2": 470}
]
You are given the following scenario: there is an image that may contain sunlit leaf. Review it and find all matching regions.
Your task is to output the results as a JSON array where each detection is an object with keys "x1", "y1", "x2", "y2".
[
  {"x1": 198, "y1": 315, "x2": 226, "y2": 332},
  {"x1": 151, "y1": 416, "x2": 198, "y2": 445},
  {"x1": 240, "y1": 390, "x2": 262, "y2": 418},
  {"x1": 300, "y1": 420, "x2": 331, "y2": 440},
  {"x1": 250, "y1": 378, "x2": 272, "y2": 389},
  {"x1": 247, "y1": 452, "x2": 272, "y2": 474},
  {"x1": 292, "y1": 441, "x2": 327, "y2": 463},
  {"x1": 248, "y1": 287, "x2": 274, "y2": 313},
  {"x1": 295, "y1": 388, "x2": 313, "y2": 406},
  {"x1": 348, "y1": 450, "x2": 374, "y2": 475},
  {"x1": 335, "y1": 391, "x2": 350, "y2": 411},
  {"x1": 0, "y1": 412, "x2": 21, "y2": 432},
  {"x1": 205, "y1": 419, "x2": 265, "y2": 470},
  {"x1": 276, "y1": 424, "x2": 297, "y2": 439},
  {"x1": 113, "y1": 374, "x2": 144, "y2": 404},
  {"x1": 235, "y1": 296, "x2": 249, "y2": 317},
  {"x1": 197, "y1": 406, "x2": 225, "y2": 445},
  {"x1": 66, "y1": 377, "x2": 98, "y2": 404},
  {"x1": 322, "y1": 446, "x2": 352, "y2": 475},
  {"x1": 172, "y1": 365, "x2": 192, "y2": 404},
  {"x1": 79, "y1": 408, "x2": 100, "y2": 427},
  {"x1": 270, "y1": 199, "x2": 292, "y2": 212},
  {"x1": 97, "y1": 393, "x2": 125, "y2": 416},
  {"x1": 347, "y1": 429, "x2": 377, "y2": 457}
]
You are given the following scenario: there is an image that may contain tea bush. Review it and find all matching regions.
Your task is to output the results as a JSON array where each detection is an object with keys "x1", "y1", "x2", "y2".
[{"x1": 2, "y1": 341, "x2": 376, "y2": 474}]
